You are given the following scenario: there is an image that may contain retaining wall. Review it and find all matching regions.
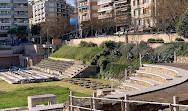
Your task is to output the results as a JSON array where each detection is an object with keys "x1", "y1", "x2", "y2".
[
  {"x1": 68, "y1": 33, "x2": 188, "y2": 47},
  {"x1": 176, "y1": 56, "x2": 188, "y2": 64}
]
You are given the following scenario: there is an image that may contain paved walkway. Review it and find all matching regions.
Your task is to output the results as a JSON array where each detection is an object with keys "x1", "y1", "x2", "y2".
[{"x1": 131, "y1": 63, "x2": 188, "y2": 103}]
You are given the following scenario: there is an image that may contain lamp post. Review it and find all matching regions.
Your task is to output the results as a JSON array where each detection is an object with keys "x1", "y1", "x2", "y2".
[
  {"x1": 47, "y1": 28, "x2": 49, "y2": 58},
  {"x1": 114, "y1": 3, "x2": 117, "y2": 34}
]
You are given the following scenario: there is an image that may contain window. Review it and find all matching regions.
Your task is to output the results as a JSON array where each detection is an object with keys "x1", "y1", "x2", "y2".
[
  {"x1": 137, "y1": 0, "x2": 140, "y2": 5},
  {"x1": 138, "y1": 10, "x2": 140, "y2": 15}
]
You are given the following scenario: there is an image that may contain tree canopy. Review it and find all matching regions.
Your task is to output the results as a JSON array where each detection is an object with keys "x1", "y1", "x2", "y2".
[
  {"x1": 176, "y1": 8, "x2": 188, "y2": 38},
  {"x1": 31, "y1": 25, "x2": 40, "y2": 35},
  {"x1": 7, "y1": 28, "x2": 17, "y2": 35},
  {"x1": 40, "y1": 17, "x2": 71, "y2": 39}
]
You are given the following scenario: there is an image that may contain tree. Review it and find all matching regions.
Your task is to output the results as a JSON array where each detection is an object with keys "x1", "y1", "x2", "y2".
[
  {"x1": 152, "y1": 0, "x2": 188, "y2": 32},
  {"x1": 31, "y1": 25, "x2": 40, "y2": 35},
  {"x1": 40, "y1": 16, "x2": 71, "y2": 39},
  {"x1": 17, "y1": 26, "x2": 28, "y2": 42},
  {"x1": 176, "y1": 8, "x2": 188, "y2": 38},
  {"x1": 7, "y1": 28, "x2": 17, "y2": 43}
]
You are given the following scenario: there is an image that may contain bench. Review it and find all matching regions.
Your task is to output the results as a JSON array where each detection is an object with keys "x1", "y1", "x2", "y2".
[{"x1": 28, "y1": 94, "x2": 56, "y2": 110}]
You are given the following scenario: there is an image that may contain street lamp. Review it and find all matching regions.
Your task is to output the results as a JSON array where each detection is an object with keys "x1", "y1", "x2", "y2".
[
  {"x1": 47, "y1": 28, "x2": 49, "y2": 58},
  {"x1": 114, "y1": 3, "x2": 118, "y2": 33}
]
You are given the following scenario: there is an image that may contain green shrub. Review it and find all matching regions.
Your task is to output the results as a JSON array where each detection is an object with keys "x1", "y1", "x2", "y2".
[
  {"x1": 155, "y1": 38, "x2": 164, "y2": 43},
  {"x1": 147, "y1": 38, "x2": 156, "y2": 43},
  {"x1": 100, "y1": 41, "x2": 116, "y2": 50},
  {"x1": 119, "y1": 43, "x2": 135, "y2": 56},
  {"x1": 131, "y1": 41, "x2": 153, "y2": 58},
  {"x1": 175, "y1": 38, "x2": 185, "y2": 42},
  {"x1": 147, "y1": 38, "x2": 164, "y2": 43},
  {"x1": 79, "y1": 41, "x2": 97, "y2": 47}
]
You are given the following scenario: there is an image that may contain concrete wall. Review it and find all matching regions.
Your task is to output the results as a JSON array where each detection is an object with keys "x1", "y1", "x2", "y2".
[
  {"x1": 0, "y1": 55, "x2": 20, "y2": 67},
  {"x1": 19, "y1": 54, "x2": 44, "y2": 67},
  {"x1": 11, "y1": 45, "x2": 24, "y2": 53},
  {"x1": 24, "y1": 44, "x2": 38, "y2": 56},
  {"x1": 68, "y1": 34, "x2": 188, "y2": 46},
  {"x1": 0, "y1": 50, "x2": 13, "y2": 55}
]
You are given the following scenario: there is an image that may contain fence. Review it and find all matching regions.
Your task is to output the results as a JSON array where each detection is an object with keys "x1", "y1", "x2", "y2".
[{"x1": 69, "y1": 91, "x2": 188, "y2": 111}]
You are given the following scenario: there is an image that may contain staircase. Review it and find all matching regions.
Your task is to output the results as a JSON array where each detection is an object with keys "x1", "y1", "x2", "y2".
[
  {"x1": 106, "y1": 64, "x2": 188, "y2": 98},
  {"x1": 32, "y1": 60, "x2": 88, "y2": 79}
]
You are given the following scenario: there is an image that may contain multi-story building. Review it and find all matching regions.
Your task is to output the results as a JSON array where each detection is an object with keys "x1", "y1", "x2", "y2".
[
  {"x1": 0, "y1": 0, "x2": 29, "y2": 43},
  {"x1": 98, "y1": 0, "x2": 131, "y2": 31},
  {"x1": 32, "y1": 0, "x2": 70, "y2": 25},
  {"x1": 131, "y1": 0, "x2": 157, "y2": 31},
  {"x1": 77, "y1": 0, "x2": 99, "y2": 24},
  {"x1": 98, "y1": 0, "x2": 114, "y2": 19}
]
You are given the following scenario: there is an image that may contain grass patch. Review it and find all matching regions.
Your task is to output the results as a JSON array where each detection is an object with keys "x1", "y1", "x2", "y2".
[
  {"x1": 0, "y1": 78, "x2": 121, "y2": 109},
  {"x1": 0, "y1": 85, "x2": 90, "y2": 109},
  {"x1": 50, "y1": 45, "x2": 104, "y2": 63}
]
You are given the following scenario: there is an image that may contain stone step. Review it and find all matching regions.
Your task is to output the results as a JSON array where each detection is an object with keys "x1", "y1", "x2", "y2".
[
  {"x1": 129, "y1": 77, "x2": 161, "y2": 87},
  {"x1": 121, "y1": 82, "x2": 147, "y2": 90},
  {"x1": 0, "y1": 73, "x2": 19, "y2": 84},
  {"x1": 136, "y1": 70, "x2": 174, "y2": 83},
  {"x1": 142, "y1": 64, "x2": 178, "y2": 77},
  {"x1": 66, "y1": 67, "x2": 80, "y2": 72},
  {"x1": 64, "y1": 70, "x2": 77, "y2": 74},
  {"x1": 62, "y1": 72, "x2": 76, "y2": 77}
]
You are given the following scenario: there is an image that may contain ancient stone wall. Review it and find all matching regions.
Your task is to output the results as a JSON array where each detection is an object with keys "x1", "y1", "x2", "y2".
[
  {"x1": 176, "y1": 56, "x2": 188, "y2": 64},
  {"x1": 68, "y1": 34, "x2": 188, "y2": 47}
]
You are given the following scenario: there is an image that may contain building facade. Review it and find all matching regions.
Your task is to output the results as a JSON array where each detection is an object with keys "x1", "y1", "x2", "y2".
[
  {"x1": 0, "y1": 0, "x2": 29, "y2": 43},
  {"x1": 97, "y1": 0, "x2": 131, "y2": 32},
  {"x1": 98, "y1": 0, "x2": 114, "y2": 19},
  {"x1": 32, "y1": 0, "x2": 70, "y2": 25},
  {"x1": 77, "y1": 0, "x2": 99, "y2": 24},
  {"x1": 131, "y1": 0, "x2": 156, "y2": 31}
]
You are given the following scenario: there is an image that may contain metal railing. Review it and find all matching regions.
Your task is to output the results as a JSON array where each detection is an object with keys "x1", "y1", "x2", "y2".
[{"x1": 69, "y1": 91, "x2": 188, "y2": 111}]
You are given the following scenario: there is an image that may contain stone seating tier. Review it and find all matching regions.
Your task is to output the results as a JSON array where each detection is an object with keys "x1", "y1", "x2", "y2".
[
  {"x1": 104, "y1": 64, "x2": 188, "y2": 98},
  {"x1": 0, "y1": 69, "x2": 58, "y2": 84},
  {"x1": 135, "y1": 70, "x2": 174, "y2": 83}
]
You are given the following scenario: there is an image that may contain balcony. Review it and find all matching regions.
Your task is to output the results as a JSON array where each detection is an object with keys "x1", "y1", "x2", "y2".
[
  {"x1": 0, "y1": 6, "x2": 11, "y2": 10},
  {"x1": 0, "y1": 14, "x2": 11, "y2": 18},
  {"x1": 14, "y1": 7, "x2": 28, "y2": 11},
  {"x1": 98, "y1": 14, "x2": 113, "y2": 19},
  {"x1": 79, "y1": 2, "x2": 87, "y2": 7},
  {"x1": 13, "y1": 0, "x2": 27, "y2": 4},
  {"x1": 14, "y1": 21, "x2": 29, "y2": 26},
  {"x1": 98, "y1": 6, "x2": 114, "y2": 12},
  {"x1": 0, "y1": 0, "x2": 11, "y2": 3},
  {"x1": 0, "y1": 30, "x2": 8, "y2": 33},
  {"x1": 0, "y1": 22, "x2": 12, "y2": 26},
  {"x1": 98, "y1": 0, "x2": 114, "y2": 5},
  {"x1": 14, "y1": 14, "x2": 28, "y2": 18}
]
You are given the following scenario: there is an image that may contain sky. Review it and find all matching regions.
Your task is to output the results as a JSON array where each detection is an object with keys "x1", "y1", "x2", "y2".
[{"x1": 66, "y1": 0, "x2": 74, "y2": 5}]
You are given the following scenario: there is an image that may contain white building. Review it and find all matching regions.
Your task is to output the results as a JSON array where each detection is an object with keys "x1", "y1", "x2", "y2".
[
  {"x1": 32, "y1": 0, "x2": 70, "y2": 25},
  {"x1": 131, "y1": 0, "x2": 157, "y2": 31},
  {"x1": 0, "y1": 0, "x2": 29, "y2": 43}
]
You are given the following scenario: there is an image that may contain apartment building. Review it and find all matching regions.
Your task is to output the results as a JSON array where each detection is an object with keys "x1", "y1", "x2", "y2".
[
  {"x1": 98, "y1": 0, "x2": 114, "y2": 19},
  {"x1": 97, "y1": 0, "x2": 131, "y2": 32},
  {"x1": 77, "y1": 0, "x2": 99, "y2": 24},
  {"x1": 32, "y1": 0, "x2": 70, "y2": 25},
  {"x1": 131, "y1": 0, "x2": 157, "y2": 31},
  {"x1": 0, "y1": 0, "x2": 29, "y2": 43}
]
